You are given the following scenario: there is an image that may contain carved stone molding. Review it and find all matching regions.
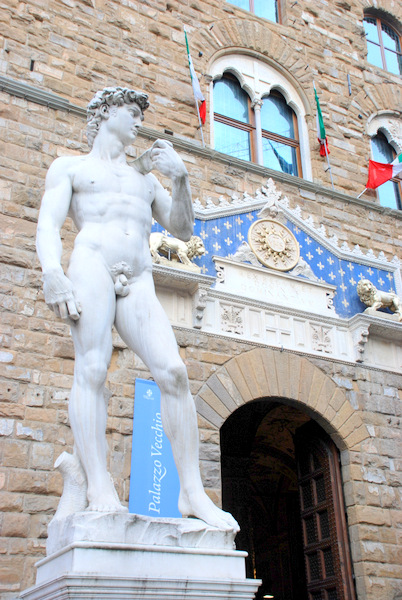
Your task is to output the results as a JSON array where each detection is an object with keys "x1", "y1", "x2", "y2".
[
  {"x1": 286, "y1": 258, "x2": 318, "y2": 281},
  {"x1": 215, "y1": 264, "x2": 225, "y2": 284},
  {"x1": 311, "y1": 324, "x2": 333, "y2": 354},
  {"x1": 151, "y1": 260, "x2": 401, "y2": 371},
  {"x1": 367, "y1": 112, "x2": 402, "y2": 153},
  {"x1": 229, "y1": 242, "x2": 261, "y2": 267},
  {"x1": 351, "y1": 324, "x2": 370, "y2": 363},
  {"x1": 326, "y1": 291, "x2": 335, "y2": 312},
  {"x1": 221, "y1": 305, "x2": 244, "y2": 335},
  {"x1": 193, "y1": 288, "x2": 208, "y2": 329},
  {"x1": 251, "y1": 98, "x2": 263, "y2": 110}
]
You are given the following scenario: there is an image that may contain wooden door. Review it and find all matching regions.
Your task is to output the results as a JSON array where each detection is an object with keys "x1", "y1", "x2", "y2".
[{"x1": 295, "y1": 422, "x2": 356, "y2": 600}]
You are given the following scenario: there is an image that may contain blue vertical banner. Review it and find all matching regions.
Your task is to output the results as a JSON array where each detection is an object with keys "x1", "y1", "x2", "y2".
[{"x1": 129, "y1": 378, "x2": 181, "y2": 518}]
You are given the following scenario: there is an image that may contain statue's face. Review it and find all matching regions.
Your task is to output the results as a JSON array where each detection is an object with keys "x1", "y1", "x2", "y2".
[{"x1": 105, "y1": 102, "x2": 143, "y2": 146}]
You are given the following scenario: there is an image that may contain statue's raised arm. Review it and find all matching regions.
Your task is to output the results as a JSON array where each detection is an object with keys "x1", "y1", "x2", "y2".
[{"x1": 148, "y1": 139, "x2": 194, "y2": 241}]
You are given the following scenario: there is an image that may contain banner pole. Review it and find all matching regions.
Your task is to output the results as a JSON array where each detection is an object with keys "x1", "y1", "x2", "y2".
[
  {"x1": 324, "y1": 143, "x2": 335, "y2": 191},
  {"x1": 194, "y1": 99, "x2": 205, "y2": 147},
  {"x1": 314, "y1": 81, "x2": 334, "y2": 191},
  {"x1": 184, "y1": 26, "x2": 205, "y2": 148}
]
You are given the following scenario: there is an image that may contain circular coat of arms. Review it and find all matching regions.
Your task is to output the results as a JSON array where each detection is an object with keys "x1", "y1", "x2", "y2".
[{"x1": 248, "y1": 219, "x2": 300, "y2": 271}]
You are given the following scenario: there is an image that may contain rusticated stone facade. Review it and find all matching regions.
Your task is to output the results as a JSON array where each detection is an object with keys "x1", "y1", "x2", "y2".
[{"x1": 0, "y1": 0, "x2": 401, "y2": 599}]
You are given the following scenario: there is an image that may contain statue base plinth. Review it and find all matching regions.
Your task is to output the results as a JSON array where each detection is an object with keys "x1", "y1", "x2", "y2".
[
  {"x1": 363, "y1": 307, "x2": 400, "y2": 321},
  {"x1": 19, "y1": 512, "x2": 261, "y2": 600}
]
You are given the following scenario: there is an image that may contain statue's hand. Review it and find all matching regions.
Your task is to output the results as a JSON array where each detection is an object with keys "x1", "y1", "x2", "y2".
[
  {"x1": 150, "y1": 139, "x2": 187, "y2": 179},
  {"x1": 43, "y1": 270, "x2": 81, "y2": 321}
]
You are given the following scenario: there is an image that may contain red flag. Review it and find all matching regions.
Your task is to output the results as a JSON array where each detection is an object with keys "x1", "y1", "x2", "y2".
[
  {"x1": 366, "y1": 160, "x2": 394, "y2": 189},
  {"x1": 198, "y1": 98, "x2": 206, "y2": 124},
  {"x1": 319, "y1": 138, "x2": 330, "y2": 157}
]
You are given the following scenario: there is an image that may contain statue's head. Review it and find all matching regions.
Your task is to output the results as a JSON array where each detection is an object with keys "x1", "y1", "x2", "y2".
[
  {"x1": 86, "y1": 87, "x2": 149, "y2": 148},
  {"x1": 357, "y1": 278, "x2": 376, "y2": 305}
]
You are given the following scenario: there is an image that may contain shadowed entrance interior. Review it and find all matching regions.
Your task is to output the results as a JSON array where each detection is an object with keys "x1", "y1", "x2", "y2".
[{"x1": 220, "y1": 400, "x2": 356, "y2": 600}]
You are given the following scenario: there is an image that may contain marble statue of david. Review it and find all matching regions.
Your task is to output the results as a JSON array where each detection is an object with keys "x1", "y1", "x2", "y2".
[{"x1": 36, "y1": 87, "x2": 238, "y2": 532}]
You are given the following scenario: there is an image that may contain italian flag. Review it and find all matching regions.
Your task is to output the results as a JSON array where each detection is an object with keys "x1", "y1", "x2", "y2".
[
  {"x1": 314, "y1": 85, "x2": 330, "y2": 157},
  {"x1": 184, "y1": 29, "x2": 206, "y2": 125},
  {"x1": 366, "y1": 153, "x2": 402, "y2": 189}
]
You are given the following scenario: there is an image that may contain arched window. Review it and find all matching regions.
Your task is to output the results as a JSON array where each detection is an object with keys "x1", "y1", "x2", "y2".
[
  {"x1": 227, "y1": 0, "x2": 280, "y2": 23},
  {"x1": 213, "y1": 75, "x2": 301, "y2": 177},
  {"x1": 371, "y1": 132, "x2": 402, "y2": 210},
  {"x1": 213, "y1": 75, "x2": 255, "y2": 162},
  {"x1": 261, "y1": 92, "x2": 300, "y2": 176},
  {"x1": 363, "y1": 16, "x2": 402, "y2": 75},
  {"x1": 210, "y1": 55, "x2": 312, "y2": 179}
]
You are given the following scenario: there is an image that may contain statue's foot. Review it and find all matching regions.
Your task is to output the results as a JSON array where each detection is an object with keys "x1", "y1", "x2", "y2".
[
  {"x1": 86, "y1": 500, "x2": 128, "y2": 513},
  {"x1": 86, "y1": 475, "x2": 128, "y2": 513},
  {"x1": 179, "y1": 489, "x2": 239, "y2": 532}
]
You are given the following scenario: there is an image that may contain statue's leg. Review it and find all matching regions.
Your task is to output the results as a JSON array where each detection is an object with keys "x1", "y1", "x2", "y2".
[
  {"x1": 115, "y1": 274, "x2": 239, "y2": 530},
  {"x1": 177, "y1": 249, "x2": 191, "y2": 265},
  {"x1": 67, "y1": 251, "x2": 125, "y2": 512}
]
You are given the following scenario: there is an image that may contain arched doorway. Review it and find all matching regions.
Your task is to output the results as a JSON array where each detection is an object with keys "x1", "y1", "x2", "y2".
[{"x1": 221, "y1": 400, "x2": 356, "y2": 600}]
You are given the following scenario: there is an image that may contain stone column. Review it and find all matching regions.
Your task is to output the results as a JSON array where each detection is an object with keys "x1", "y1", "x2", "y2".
[{"x1": 252, "y1": 98, "x2": 264, "y2": 166}]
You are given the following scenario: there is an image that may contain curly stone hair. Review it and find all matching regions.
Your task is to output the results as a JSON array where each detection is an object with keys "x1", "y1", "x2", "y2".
[{"x1": 86, "y1": 86, "x2": 149, "y2": 148}]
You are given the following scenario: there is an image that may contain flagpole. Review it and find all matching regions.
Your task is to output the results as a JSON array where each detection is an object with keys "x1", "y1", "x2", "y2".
[
  {"x1": 184, "y1": 26, "x2": 205, "y2": 148},
  {"x1": 194, "y1": 99, "x2": 205, "y2": 147},
  {"x1": 324, "y1": 143, "x2": 334, "y2": 191},
  {"x1": 356, "y1": 188, "x2": 367, "y2": 199},
  {"x1": 313, "y1": 81, "x2": 334, "y2": 191}
]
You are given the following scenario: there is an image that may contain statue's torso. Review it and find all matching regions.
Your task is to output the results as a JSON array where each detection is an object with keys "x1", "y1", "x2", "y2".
[{"x1": 68, "y1": 157, "x2": 155, "y2": 275}]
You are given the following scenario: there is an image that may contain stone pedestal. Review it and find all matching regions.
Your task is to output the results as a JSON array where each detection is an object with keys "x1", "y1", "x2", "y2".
[{"x1": 20, "y1": 512, "x2": 261, "y2": 600}]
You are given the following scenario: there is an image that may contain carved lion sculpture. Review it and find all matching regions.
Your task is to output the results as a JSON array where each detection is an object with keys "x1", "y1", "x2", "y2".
[
  {"x1": 357, "y1": 278, "x2": 402, "y2": 321},
  {"x1": 149, "y1": 232, "x2": 205, "y2": 266}
]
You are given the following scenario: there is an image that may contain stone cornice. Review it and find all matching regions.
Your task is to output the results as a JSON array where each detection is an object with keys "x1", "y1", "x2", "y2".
[
  {"x1": 1, "y1": 75, "x2": 401, "y2": 220},
  {"x1": 152, "y1": 264, "x2": 215, "y2": 291},
  {"x1": 0, "y1": 75, "x2": 85, "y2": 116},
  {"x1": 349, "y1": 313, "x2": 402, "y2": 342},
  {"x1": 208, "y1": 288, "x2": 342, "y2": 326}
]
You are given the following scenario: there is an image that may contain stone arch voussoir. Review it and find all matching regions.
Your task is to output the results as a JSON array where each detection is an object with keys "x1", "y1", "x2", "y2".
[
  {"x1": 195, "y1": 348, "x2": 369, "y2": 452},
  {"x1": 362, "y1": 1, "x2": 402, "y2": 33},
  {"x1": 194, "y1": 19, "x2": 313, "y2": 112}
]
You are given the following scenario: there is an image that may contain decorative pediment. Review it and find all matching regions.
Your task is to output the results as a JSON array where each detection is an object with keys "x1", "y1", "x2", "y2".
[
  {"x1": 189, "y1": 178, "x2": 401, "y2": 319},
  {"x1": 150, "y1": 179, "x2": 401, "y2": 372}
]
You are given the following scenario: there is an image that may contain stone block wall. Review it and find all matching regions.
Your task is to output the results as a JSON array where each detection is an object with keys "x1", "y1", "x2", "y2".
[
  {"x1": 1, "y1": 0, "x2": 401, "y2": 193},
  {"x1": 0, "y1": 0, "x2": 401, "y2": 598}
]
